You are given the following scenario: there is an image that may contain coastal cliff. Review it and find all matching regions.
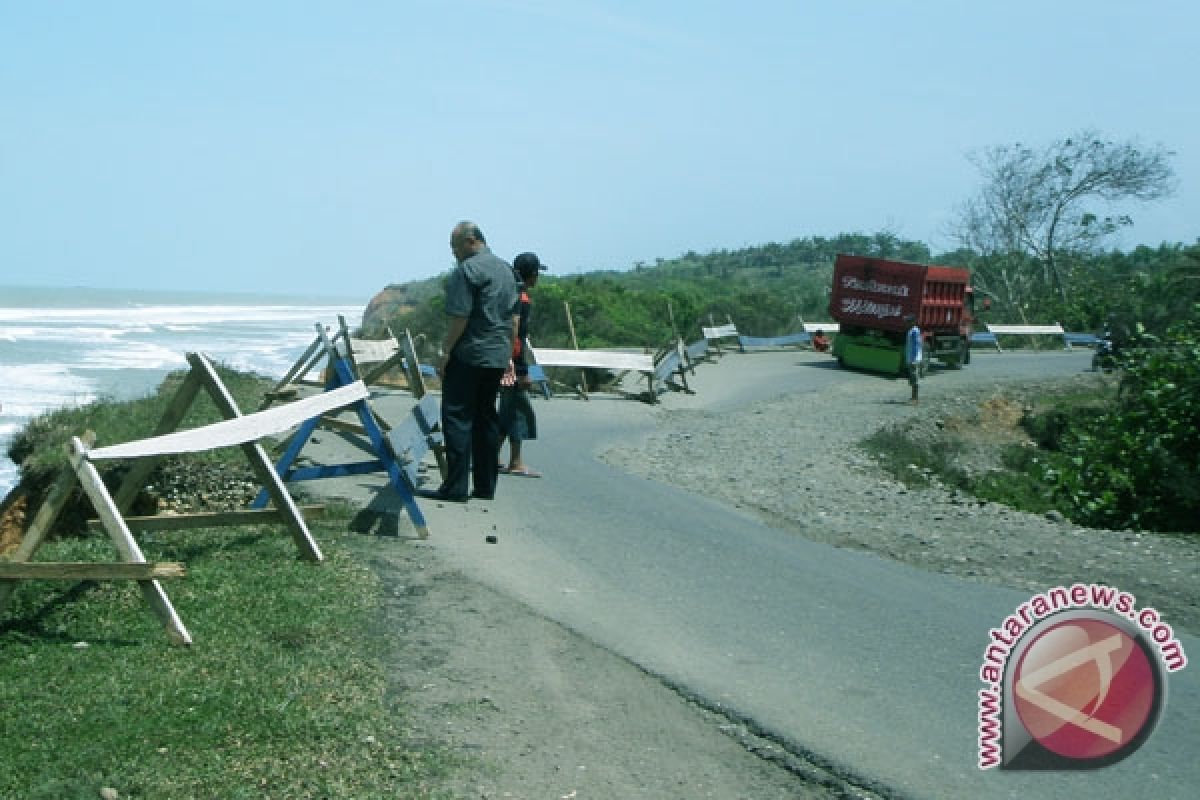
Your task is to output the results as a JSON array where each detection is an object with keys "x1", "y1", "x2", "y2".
[{"x1": 361, "y1": 284, "x2": 417, "y2": 336}]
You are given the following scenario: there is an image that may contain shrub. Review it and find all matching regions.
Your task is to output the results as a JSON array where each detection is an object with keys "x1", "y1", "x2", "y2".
[{"x1": 1034, "y1": 314, "x2": 1200, "y2": 531}]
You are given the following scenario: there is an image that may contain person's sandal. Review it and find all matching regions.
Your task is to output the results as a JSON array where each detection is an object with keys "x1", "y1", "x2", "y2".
[{"x1": 508, "y1": 468, "x2": 542, "y2": 478}]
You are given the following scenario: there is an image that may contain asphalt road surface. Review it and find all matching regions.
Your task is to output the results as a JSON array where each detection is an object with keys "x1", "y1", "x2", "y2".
[{"x1": 311, "y1": 350, "x2": 1199, "y2": 799}]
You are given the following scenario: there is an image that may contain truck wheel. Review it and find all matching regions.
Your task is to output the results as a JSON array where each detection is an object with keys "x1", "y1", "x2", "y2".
[{"x1": 951, "y1": 339, "x2": 966, "y2": 370}]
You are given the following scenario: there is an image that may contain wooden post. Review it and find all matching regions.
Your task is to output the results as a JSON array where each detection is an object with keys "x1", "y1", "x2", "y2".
[
  {"x1": 188, "y1": 353, "x2": 324, "y2": 562},
  {"x1": 400, "y1": 328, "x2": 446, "y2": 479},
  {"x1": 708, "y1": 313, "x2": 722, "y2": 356},
  {"x1": 728, "y1": 313, "x2": 745, "y2": 353},
  {"x1": 666, "y1": 300, "x2": 694, "y2": 381},
  {"x1": 564, "y1": 301, "x2": 589, "y2": 400},
  {"x1": 337, "y1": 316, "x2": 362, "y2": 381},
  {"x1": 260, "y1": 333, "x2": 323, "y2": 409},
  {"x1": 67, "y1": 437, "x2": 193, "y2": 645},
  {"x1": 400, "y1": 328, "x2": 429, "y2": 399},
  {"x1": 0, "y1": 562, "x2": 186, "y2": 580}
]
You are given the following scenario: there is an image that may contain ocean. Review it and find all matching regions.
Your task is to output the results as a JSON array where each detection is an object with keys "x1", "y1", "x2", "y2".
[{"x1": 0, "y1": 285, "x2": 363, "y2": 499}]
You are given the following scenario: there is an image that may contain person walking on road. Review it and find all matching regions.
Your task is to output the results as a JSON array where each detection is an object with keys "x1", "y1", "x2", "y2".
[
  {"x1": 905, "y1": 315, "x2": 923, "y2": 406},
  {"x1": 425, "y1": 221, "x2": 519, "y2": 502},
  {"x1": 498, "y1": 251, "x2": 547, "y2": 478}
]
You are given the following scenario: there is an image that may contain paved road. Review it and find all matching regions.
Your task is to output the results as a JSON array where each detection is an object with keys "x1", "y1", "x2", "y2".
[{"x1": 313, "y1": 350, "x2": 1199, "y2": 799}]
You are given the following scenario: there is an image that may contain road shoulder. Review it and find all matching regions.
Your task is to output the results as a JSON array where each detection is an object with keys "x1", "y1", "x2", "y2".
[{"x1": 365, "y1": 541, "x2": 854, "y2": 799}]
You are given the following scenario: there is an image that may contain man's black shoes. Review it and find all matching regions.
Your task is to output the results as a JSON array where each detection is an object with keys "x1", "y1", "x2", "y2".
[
  {"x1": 417, "y1": 488, "x2": 468, "y2": 504},
  {"x1": 415, "y1": 486, "x2": 496, "y2": 503}
]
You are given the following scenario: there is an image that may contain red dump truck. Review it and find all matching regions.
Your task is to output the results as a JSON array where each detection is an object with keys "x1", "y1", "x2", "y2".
[{"x1": 829, "y1": 253, "x2": 975, "y2": 374}]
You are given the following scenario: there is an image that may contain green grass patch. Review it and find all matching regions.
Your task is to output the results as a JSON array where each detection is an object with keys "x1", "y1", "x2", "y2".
[
  {"x1": 861, "y1": 389, "x2": 1101, "y2": 518},
  {"x1": 967, "y1": 443, "x2": 1061, "y2": 513},
  {"x1": 0, "y1": 513, "x2": 458, "y2": 799},
  {"x1": 860, "y1": 426, "x2": 969, "y2": 490}
]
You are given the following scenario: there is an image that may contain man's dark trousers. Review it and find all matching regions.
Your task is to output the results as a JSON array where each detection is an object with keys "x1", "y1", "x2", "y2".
[{"x1": 439, "y1": 356, "x2": 505, "y2": 499}]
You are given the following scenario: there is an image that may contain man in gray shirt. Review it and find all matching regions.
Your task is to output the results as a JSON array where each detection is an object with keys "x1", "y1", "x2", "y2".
[{"x1": 424, "y1": 221, "x2": 518, "y2": 502}]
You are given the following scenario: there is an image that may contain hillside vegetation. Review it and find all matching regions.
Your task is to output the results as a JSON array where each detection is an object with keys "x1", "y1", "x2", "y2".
[
  {"x1": 381, "y1": 232, "x2": 1198, "y2": 356},
  {"x1": 379, "y1": 231, "x2": 1198, "y2": 534},
  {"x1": 385, "y1": 232, "x2": 935, "y2": 356}
]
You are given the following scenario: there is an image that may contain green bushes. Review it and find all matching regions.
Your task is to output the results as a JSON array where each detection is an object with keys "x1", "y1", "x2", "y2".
[
  {"x1": 1028, "y1": 315, "x2": 1200, "y2": 531},
  {"x1": 863, "y1": 324, "x2": 1198, "y2": 534}
]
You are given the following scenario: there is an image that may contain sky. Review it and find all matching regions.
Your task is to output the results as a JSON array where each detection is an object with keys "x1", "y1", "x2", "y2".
[{"x1": 2, "y1": 1, "x2": 1197, "y2": 299}]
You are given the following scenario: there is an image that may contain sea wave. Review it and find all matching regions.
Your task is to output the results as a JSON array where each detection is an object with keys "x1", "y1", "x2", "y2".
[
  {"x1": 0, "y1": 304, "x2": 361, "y2": 325},
  {"x1": 0, "y1": 300, "x2": 363, "y2": 500},
  {"x1": 78, "y1": 341, "x2": 191, "y2": 371}
]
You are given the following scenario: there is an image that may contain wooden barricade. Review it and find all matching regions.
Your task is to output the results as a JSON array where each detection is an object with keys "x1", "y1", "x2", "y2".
[
  {"x1": 701, "y1": 314, "x2": 744, "y2": 355},
  {"x1": 251, "y1": 325, "x2": 437, "y2": 538},
  {"x1": 396, "y1": 329, "x2": 448, "y2": 477},
  {"x1": 983, "y1": 323, "x2": 1069, "y2": 352},
  {"x1": 0, "y1": 353, "x2": 368, "y2": 644},
  {"x1": 530, "y1": 345, "x2": 657, "y2": 400},
  {"x1": 262, "y1": 322, "x2": 347, "y2": 403},
  {"x1": 662, "y1": 302, "x2": 698, "y2": 388},
  {"x1": 652, "y1": 338, "x2": 695, "y2": 395},
  {"x1": 685, "y1": 337, "x2": 710, "y2": 365},
  {"x1": 263, "y1": 316, "x2": 437, "y2": 407},
  {"x1": 737, "y1": 332, "x2": 811, "y2": 350}
]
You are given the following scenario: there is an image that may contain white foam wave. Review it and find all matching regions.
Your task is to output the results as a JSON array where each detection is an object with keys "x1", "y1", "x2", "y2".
[
  {"x1": 0, "y1": 304, "x2": 362, "y2": 326},
  {"x1": 0, "y1": 365, "x2": 97, "y2": 417},
  {"x1": 0, "y1": 302, "x2": 364, "y2": 499},
  {"x1": 0, "y1": 363, "x2": 93, "y2": 392},
  {"x1": 79, "y1": 341, "x2": 190, "y2": 371},
  {"x1": 0, "y1": 324, "x2": 130, "y2": 343}
]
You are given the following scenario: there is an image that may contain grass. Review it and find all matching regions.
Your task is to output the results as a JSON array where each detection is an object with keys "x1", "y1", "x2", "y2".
[
  {"x1": 860, "y1": 426, "x2": 968, "y2": 490},
  {"x1": 968, "y1": 443, "x2": 1061, "y2": 513},
  {"x1": 0, "y1": 513, "x2": 457, "y2": 799},
  {"x1": 2, "y1": 366, "x2": 459, "y2": 799},
  {"x1": 861, "y1": 382, "x2": 1120, "y2": 523}
]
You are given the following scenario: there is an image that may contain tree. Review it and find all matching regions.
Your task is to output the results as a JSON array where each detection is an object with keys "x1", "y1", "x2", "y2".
[{"x1": 955, "y1": 131, "x2": 1175, "y2": 314}]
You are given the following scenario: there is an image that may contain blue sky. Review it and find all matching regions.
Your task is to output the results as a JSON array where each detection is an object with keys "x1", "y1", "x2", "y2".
[{"x1": 2, "y1": 1, "x2": 1196, "y2": 299}]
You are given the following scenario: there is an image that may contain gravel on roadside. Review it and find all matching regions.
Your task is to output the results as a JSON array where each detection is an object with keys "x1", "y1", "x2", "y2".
[{"x1": 602, "y1": 370, "x2": 1199, "y2": 634}]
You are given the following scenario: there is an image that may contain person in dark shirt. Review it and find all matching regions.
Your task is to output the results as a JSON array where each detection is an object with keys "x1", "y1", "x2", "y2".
[
  {"x1": 423, "y1": 221, "x2": 518, "y2": 502},
  {"x1": 498, "y1": 252, "x2": 546, "y2": 477}
]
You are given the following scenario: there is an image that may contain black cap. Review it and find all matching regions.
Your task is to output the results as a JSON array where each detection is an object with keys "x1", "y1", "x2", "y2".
[{"x1": 513, "y1": 252, "x2": 549, "y2": 279}]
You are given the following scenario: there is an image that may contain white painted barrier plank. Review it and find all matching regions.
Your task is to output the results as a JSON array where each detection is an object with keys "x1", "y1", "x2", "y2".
[
  {"x1": 702, "y1": 324, "x2": 739, "y2": 339},
  {"x1": 986, "y1": 324, "x2": 1066, "y2": 335},
  {"x1": 530, "y1": 347, "x2": 654, "y2": 372},
  {"x1": 88, "y1": 381, "x2": 369, "y2": 460},
  {"x1": 341, "y1": 337, "x2": 400, "y2": 364}
]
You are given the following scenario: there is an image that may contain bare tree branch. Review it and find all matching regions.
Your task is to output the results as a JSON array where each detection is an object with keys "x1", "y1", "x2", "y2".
[{"x1": 954, "y1": 131, "x2": 1176, "y2": 310}]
